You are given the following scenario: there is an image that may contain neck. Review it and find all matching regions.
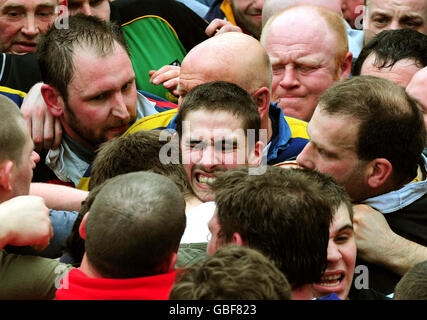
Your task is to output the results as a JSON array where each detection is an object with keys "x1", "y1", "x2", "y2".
[
  {"x1": 60, "y1": 118, "x2": 96, "y2": 151},
  {"x1": 80, "y1": 253, "x2": 103, "y2": 278}
]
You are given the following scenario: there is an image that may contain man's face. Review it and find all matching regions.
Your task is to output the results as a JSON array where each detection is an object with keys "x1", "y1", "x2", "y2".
[
  {"x1": 296, "y1": 107, "x2": 369, "y2": 201},
  {"x1": 264, "y1": 17, "x2": 343, "y2": 121},
  {"x1": 67, "y1": 0, "x2": 110, "y2": 21},
  {"x1": 11, "y1": 121, "x2": 40, "y2": 197},
  {"x1": 312, "y1": 203, "x2": 356, "y2": 300},
  {"x1": 0, "y1": 0, "x2": 57, "y2": 54},
  {"x1": 180, "y1": 109, "x2": 262, "y2": 202},
  {"x1": 62, "y1": 44, "x2": 137, "y2": 148},
  {"x1": 228, "y1": 0, "x2": 264, "y2": 39},
  {"x1": 364, "y1": 0, "x2": 427, "y2": 44},
  {"x1": 360, "y1": 54, "x2": 422, "y2": 88}
]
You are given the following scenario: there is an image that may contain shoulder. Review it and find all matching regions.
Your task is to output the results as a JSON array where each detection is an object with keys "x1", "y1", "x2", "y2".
[
  {"x1": 284, "y1": 115, "x2": 309, "y2": 140},
  {"x1": 126, "y1": 109, "x2": 178, "y2": 133}
]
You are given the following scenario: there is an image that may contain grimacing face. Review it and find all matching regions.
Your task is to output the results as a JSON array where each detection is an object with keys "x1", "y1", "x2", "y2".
[
  {"x1": 180, "y1": 109, "x2": 262, "y2": 203},
  {"x1": 262, "y1": 8, "x2": 350, "y2": 121},
  {"x1": 312, "y1": 203, "x2": 356, "y2": 300},
  {"x1": 0, "y1": 0, "x2": 57, "y2": 54}
]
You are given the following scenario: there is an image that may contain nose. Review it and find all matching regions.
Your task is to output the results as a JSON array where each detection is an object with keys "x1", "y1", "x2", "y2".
[
  {"x1": 80, "y1": 3, "x2": 93, "y2": 16},
  {"x1": 110, "y1": 93, "x2": 130, "y2": 120},
  {"x1": 21, "y1": 15, "x2": 39, "y2": 38},
  {"x1": 254, "y1": 0, "x2": 264, "y2": 10},
  {"x1": 198, "y1": 145, "x2": 220, "y2": 172},
  {"x1": 31, "y1": 151, "x2": 40, "y2": 168},
  {"x1": 296, "y1": 142, "x2": 315, "y2": 169},
  {"x1": 386, "y1": 20, "x2": 400, "y2": 31},
  {"x1": 327, "y1": 240, "x2": 342, "y2": 264},
  {"x1": 279, "y1": 65, "x2": 300, "y2": 90}
]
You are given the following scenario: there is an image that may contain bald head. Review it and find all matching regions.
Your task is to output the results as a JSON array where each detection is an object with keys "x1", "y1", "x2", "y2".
[
  {"x1": 262, "y1": 0, "x2": 342, "y2": 27},
  {"x1": 178, "y1": 32, "x2": 272, "y2": 97}
]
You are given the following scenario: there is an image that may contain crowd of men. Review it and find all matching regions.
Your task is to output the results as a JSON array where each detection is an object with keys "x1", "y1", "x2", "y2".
[{"x1": 1, "y1": 0, "x2": 427, "y2": 301}]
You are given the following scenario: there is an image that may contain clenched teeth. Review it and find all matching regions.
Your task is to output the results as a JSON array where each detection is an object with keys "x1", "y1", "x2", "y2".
[{"x1": 198, "y1": 175, "x2": 216, "y2": 185}]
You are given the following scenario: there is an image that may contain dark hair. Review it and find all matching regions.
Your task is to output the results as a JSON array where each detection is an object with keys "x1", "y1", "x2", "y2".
[
  {"x1": 89, "y1": 130, "x2": 191, "y2": 196},
  {"x1": 170, "y1": 245, "x2": 292, "y2": 300},
  {"x1": 212, "y1": 166, "x2": 342, "y2": 288},
  {"x1": 85, "y1": 172, "x2": 186, "y2": 278},
  {"x1": 319, "y1": 76, "x2": 426, "y2": 187},
  {"x1": 175, "y1": 81, "x2": 261, "y2": 146},
  {"x1": 394, "y1": 260, "x2": 427, "y2": 300},
  {"x1": 63, "y1": 130, "x2": 192, "y2": 265},
  {"x1": 353, "y1": 29, "x2": 427, "y2": 76},
  {"x1": 37, "y1": 14, "x2": 128, "y2": 101}
]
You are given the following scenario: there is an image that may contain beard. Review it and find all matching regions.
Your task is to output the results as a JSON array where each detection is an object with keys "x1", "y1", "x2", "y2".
[{"x1": 63, "y1": 102, "x2": 136, "y2": 147}]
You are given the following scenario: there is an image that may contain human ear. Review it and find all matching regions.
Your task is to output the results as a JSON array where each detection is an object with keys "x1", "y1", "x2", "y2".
[
  {"x1": 78, "y1": 212, "x2": 90, "y2": 240},
  {"x1": 339, "y1": 52, "x2": 353, "y2": 79},
  {"x1": 0, "y1": 160, "x2": 14, "y2": 192},
  {"x1": 366, "y1": 158, "x2": 393, "y2": 189},
  {"x1": 231, "y1": 232, "x2": 244, "y2": 246},
  {"x1": 41, "y1": 84, "x2": 65, "y2": 117}
]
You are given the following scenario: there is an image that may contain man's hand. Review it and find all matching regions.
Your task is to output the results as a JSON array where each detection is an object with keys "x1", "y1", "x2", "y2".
[
  {"x1": 21, "y1": 82, "x2": 62, "y2": 152},
  {"x1": 353, "y1": 204, "x2": 396, "y2": 264},
  {"x1": 352, "y1": 204, "x2": 427, "y2": 275},
  {"x1": 149, "y1": 65, "x2": 181, "y2": 97},
  {"x1": 0, "y1": 196, "x2": 53, "y2": 251},
  {"x1": 205, "y1": 19, "x2": 243, "y2": 37}
]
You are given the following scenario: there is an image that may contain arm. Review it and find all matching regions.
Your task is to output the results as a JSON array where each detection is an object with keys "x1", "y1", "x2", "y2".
[
  {"x1": 20, "y1": 82, "x2": 62, "y2": 152},
  {"x1": 353, "y1": 204, "x2": 427, "y2": 275},
  {"x1": 30, "y1": 183, "x2": 88, "y2": 212},
  {"x1": 0, "y1": 196, "x2": 52, "y2": 251}
]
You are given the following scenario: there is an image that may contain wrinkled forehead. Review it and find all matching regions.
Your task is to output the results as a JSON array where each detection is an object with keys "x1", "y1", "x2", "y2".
[
  {"x1": 0, "y1": 0, "x2": 57, "y2": 8},
  {"x1": 367, "y1": 0, "x2": 427, "y2": 15}
]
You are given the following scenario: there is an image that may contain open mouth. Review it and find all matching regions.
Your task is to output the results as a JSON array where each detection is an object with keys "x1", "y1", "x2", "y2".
[
  {"x1": 317, "y1": 273, "x2": 344, "y2": 287},
  {"x1": 196, "y1": 173, "x2": 216, "y2": 187}
]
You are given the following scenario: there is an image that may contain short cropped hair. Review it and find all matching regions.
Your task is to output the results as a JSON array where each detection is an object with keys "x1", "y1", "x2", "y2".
[
  {"x1": 169, "y1": 245, "x2": 292, "y2": 300},
  {"x1": 261, "y1": 5, "x2": 348, "y2": 74},
  {"x1": 353, "y1": 29, "x2": 427, "y2": 76},
  {"x1": 175, "y1": 81, "x2": 261, "y2": 145},
  {"x1": 394, "y1": 260, "x2": 427, "y2": 300},
  {"x1": 84, "y1": 172, "x2": 186, "y2": 278},
  {"x1": 37, "y1": 14, "x2": 128, "y2": 101},
  {"x1": 0, "y1": 95, "x2": 26, "y2": 165},
  {"x1": 319, "y1": 76, "x2": 426, "y2": 186},
  {"x1": 212, "y1": 166, "x2": 339, "y2": 288},
  {"x1": 89, "y1": 130, "x2": 191, "y2": 197}
]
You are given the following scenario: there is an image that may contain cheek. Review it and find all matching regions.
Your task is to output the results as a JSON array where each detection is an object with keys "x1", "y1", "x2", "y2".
[
  {"x1": 304, "y1": 72, "x2": 335, "y2": 94},
  {"x1": 343, "y1": 242, "x2": 357, "y2": 270}
]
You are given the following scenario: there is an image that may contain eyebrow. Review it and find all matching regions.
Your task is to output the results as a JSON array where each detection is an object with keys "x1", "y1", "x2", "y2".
[{"x1": 337, "y1": 224, "x2": 353, "y2": 233}]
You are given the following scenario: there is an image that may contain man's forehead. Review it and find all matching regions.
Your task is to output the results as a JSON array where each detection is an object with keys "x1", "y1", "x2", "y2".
[
  {"x1": 0, "y1": 0, "x2": 57, "y2": 7},
  {"x1": 368, "y1": 0, "x2": 427, "y2": 13}
]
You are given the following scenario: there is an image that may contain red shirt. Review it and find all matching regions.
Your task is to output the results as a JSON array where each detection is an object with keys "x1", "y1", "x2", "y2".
[{"x1": 55, "y1": 268, "x2": 177, "y2": 300}]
